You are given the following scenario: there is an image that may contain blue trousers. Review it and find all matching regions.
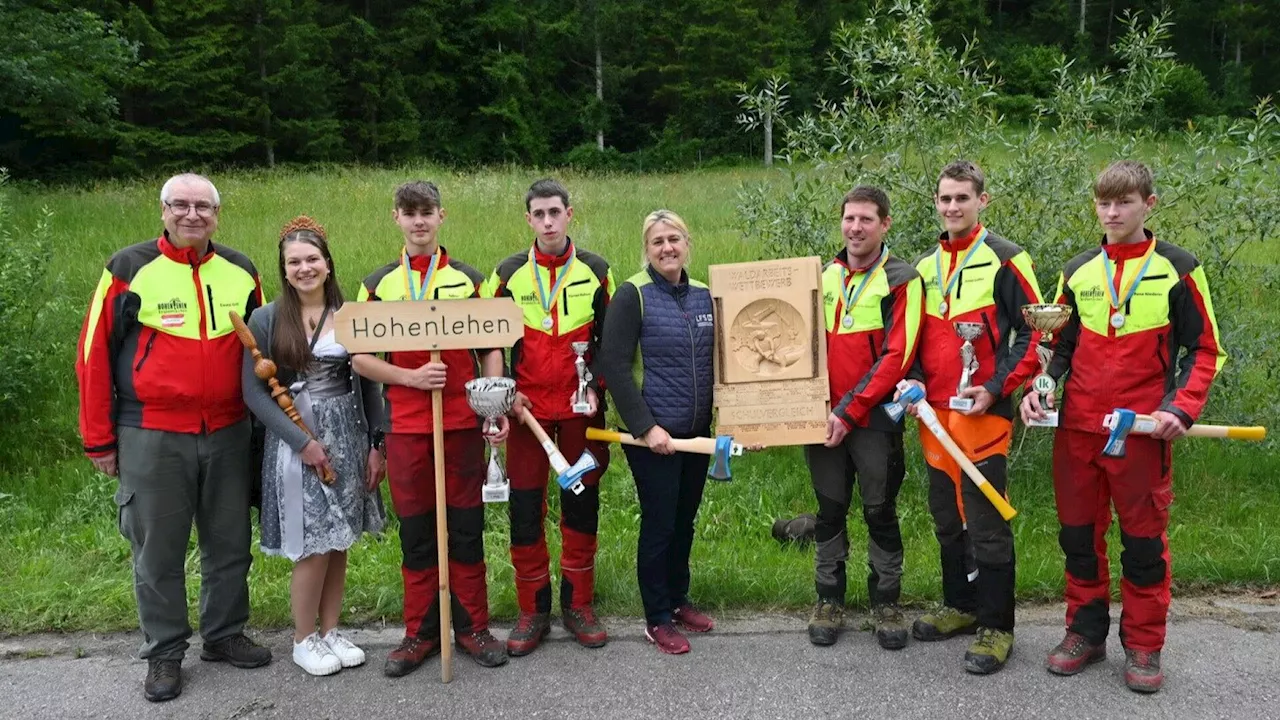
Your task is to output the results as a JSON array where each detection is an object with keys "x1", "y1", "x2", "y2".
[{"x1": 623, "y1": 439, "x2": 711, "y2": 625}]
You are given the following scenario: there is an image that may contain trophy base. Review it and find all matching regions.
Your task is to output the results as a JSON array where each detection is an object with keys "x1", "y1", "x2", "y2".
[
  {"x1": 1024, "y1": 411, "x2": 1059, "y2": 428},
  {"x1": 571, "y1": 402, "x2": 593, "y2": 415},
  {"x1": 948, "y1": 396, "x2": 975, "y2": 412},
  {"x1": 482, "y1": 483, "x2": 510, "y2": 503}
]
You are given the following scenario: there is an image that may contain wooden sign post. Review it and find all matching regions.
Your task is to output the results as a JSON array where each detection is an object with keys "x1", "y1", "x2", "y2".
[
  {"x1": 709, "y1": 257, "x2": 829, "y2": 447},
  {"x1": 336, "y1": 296, "x2": 522, "y2": 683}
]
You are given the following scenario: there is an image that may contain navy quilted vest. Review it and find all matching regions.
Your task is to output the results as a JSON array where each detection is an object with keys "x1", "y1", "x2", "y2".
[{"x1": 630, "y1": 267, "x2": 715, "y2": 435}]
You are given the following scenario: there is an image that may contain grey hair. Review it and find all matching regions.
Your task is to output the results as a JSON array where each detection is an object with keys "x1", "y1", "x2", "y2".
[{"x1": 160, "y1": 173, "x2": 221, "y2": 206}]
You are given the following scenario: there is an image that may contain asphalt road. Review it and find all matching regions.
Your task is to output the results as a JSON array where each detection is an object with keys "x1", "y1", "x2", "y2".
[{"x1": 2, "y1": 598, "x2": 1277, "y2": 720}]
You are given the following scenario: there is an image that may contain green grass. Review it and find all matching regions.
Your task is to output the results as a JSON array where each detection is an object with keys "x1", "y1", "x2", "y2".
[{"x1": 1, "y1": 165, "x2": 1277, "y2": 634}]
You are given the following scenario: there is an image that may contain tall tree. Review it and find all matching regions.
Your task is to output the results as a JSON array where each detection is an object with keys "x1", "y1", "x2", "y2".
[
  {"x1": 0, "y1": 2, "x2": 135, "y2": 173},
  {"x1": 332, "y1": 0, "x2": 423, "y2": 163},
  {"x1": 656, "y1": 0, "x2": 809, "y2": 155},
  {"x1": 115, "y1": 0, "x2": 258, "y2": 169},
  {"x1": 250, "y1": 0, "x2": 342, "y2": 167}
]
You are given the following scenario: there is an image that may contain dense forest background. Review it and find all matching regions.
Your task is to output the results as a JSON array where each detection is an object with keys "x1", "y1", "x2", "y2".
[{"x1": 3, "y1": 0, "x2": 1278, "y2": 179}]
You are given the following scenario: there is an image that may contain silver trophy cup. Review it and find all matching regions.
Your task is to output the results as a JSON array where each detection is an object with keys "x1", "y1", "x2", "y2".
[
  {"x1": 571, "y1": 341, "x2": 593, "y2": 415},
  {"x1": 465, "y1": 377, "x2": 517, "y2": 503},
  {"x1": 1021, "y1": 304, "x2": 1074, "y2": 427},
  {"x1": 949, "y1": 321, "x2": 985, "y2": 411}
]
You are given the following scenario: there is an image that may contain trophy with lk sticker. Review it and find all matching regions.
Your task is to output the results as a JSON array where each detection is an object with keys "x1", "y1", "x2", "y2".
[{"x1": 1021, "y1": 303, "x2": 1073, "y2": 427}]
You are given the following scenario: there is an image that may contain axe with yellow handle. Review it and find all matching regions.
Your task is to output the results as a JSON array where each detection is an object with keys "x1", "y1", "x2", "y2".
[
  {"x1": 894, "y1": 381, "x2": 1017, "y2": 521},
  {"x1": 1102, "y1": 409, "x2": 1267, "y2": 457},
  {"x1": 585, "y1": 428, "x2": 742, "y2": 481}
]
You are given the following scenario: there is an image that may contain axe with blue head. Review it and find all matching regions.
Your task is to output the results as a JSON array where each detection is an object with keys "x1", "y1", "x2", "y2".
[
  {"x1": 1101, "y1": 408, "x2": 1139, "y2": 458},
  {"x1": 882, "y1": 383, "x2": 926, "y2": 424},
  {"x1": 1101, "y1": 408, "x2": 1266, "y2": 457},
  {"x1": 585, "y1": 428, "x2": 743, "y2": 481},
  {"x1": 518, "y1": 407, "x2": 597, "y2": 494}
]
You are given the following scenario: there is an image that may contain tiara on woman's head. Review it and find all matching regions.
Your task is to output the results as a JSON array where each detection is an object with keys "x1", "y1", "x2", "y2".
[{"x1": 279, "y1": 215, "x2": 327, "y2": 242}]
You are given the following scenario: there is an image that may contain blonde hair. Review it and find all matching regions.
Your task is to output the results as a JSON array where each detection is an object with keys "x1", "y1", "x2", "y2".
[
  {"x1": 640, "y1": 209, "x2": 692, "y2": 270},
  {"x1": 1094, "y1": 160, "x2": 1155, "y2": 200}
]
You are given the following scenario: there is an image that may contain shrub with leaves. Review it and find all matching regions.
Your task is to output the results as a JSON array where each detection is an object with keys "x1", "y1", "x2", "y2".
[
  {"x1": 0, "y1": 170, "x2": 66, "y2": 434},
  {"x1": 738, "y1": 0, "x2": 1279, "y2": 438}
]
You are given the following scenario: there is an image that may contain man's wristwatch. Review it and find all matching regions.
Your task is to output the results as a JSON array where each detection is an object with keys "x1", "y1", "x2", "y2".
[{"x1": 370, "y1": 430, "x2": 386, "y2": 452}]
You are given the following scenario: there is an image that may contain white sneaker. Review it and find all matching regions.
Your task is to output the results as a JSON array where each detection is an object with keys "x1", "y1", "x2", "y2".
[
  {"x1": 292, "y1": 633, "x2": 342, "y2": 676},
  {"x1": 322, "y1": 629, "x2": 366, "y2": 668}
]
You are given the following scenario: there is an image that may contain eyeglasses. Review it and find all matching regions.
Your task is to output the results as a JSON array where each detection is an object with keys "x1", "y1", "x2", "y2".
[{"x1": 165, "y1": 201, "x2": 218, "y2": 217}]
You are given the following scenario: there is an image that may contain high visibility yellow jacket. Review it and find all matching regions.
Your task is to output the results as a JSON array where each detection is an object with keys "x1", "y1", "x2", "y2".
[
  {"x1": 488, "y1": 240, "x2": 613, "y2": 422},
  {"x1": 76, "y1": 234, "x2": 264, "y2": 456},
  {"x1": 820, "y1": 248, "x2": 924, "y2": 430},
  {"x1": 1044, "y1": 232, "x2": 1226, "y2": 433},
  {"x1": 909, "y1": 224, "x2": 1044, "y2": 419},
  {"x1": 357, "y1": 247, "x2": 488, "y2": 434}
]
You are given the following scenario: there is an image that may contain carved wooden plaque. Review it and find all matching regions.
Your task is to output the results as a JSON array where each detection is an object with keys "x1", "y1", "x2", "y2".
[{"x1": 709, "y1": 257, "x2": 828, "y2": 447}]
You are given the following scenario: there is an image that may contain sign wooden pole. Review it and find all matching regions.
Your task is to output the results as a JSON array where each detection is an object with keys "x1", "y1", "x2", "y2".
[{"x1": 430, "y1": 349, "x2": 452, "y2": 682}]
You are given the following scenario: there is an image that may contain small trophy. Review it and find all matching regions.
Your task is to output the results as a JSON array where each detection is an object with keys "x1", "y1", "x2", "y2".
[
  {"x1": 465, "y1": 377, "x2": 517, "y2": 503},
  {"x1": 1021, "y1": 304, "x2": 1074, "y2": 428},
  {"x1": 571, "y1": 341, "x2": 593, "y2": 415},
  {"x1": 949, "y1": 322, "x2": 985, "y2": 411}
]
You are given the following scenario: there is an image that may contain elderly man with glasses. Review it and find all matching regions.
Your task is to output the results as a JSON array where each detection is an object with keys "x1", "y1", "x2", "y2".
[{"x1": 76, "y1": 173, "x2": 272, "y2": 702}]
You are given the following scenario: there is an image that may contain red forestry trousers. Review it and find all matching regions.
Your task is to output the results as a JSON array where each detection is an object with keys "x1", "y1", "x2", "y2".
[
  {"x1": 1053, "y1": 428, "x2": 1173, "y2": 652},
  {"x1": 386, "y1": 430, "x2": 489, "y2": 638},
  {"x1": 507, "y1": 414, "x2": 609, "y2": 614}
]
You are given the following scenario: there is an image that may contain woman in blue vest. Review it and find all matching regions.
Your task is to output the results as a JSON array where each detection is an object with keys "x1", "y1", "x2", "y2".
[{"x1": 599, "y1": 209, "x2": 717, "y2": 655}]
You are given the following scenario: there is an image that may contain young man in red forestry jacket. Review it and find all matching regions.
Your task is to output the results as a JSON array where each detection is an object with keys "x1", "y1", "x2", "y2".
[
  {"x1": 488, "y1": 179, "x2": 614, "y2": 655},
  {"x1": 898, "y1": 160, "x2": 1044, "y2": 675},
  {"x1": 1023, "y1": 161, "x2": 1226, "y2": 693},
  {"x1": 352, "y1": 181, "x2": 510, "y2": 675}
]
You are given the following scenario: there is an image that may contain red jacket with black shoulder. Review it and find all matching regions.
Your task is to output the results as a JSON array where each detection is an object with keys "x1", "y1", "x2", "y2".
[
  {"x1": 488, "y1": 240, "x2": 613, "y2": 422},
  {"x1": 908, "y1": 225, "x2": 1044, "y2": 419},
  {"x1": 357, "y1": 247, "x2": 488, "y2": 434},
  {"x1": 1042, "y1": 233, "x2": 1226, "y2": 434},
  {"x1": 821, "y1": 249, "x2": 924, "y2": 431},
  {"x1": 76, "y1": 234, "x2": 264, "y2": 456}
]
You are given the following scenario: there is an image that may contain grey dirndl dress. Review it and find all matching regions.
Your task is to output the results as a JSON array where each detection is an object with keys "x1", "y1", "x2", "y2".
[{"x1": 260, "y1": 331, "x2": 385, "y2": 561}]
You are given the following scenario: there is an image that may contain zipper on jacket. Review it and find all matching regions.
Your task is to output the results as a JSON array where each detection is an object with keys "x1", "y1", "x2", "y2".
[
  {"x1": 1156, "y1": 332, "x2": 1168, "y2": 374},
  {"x1": 192, "y1": 265, "x2": 210, "y2": 431},
  {"x1": 675, "y1": 289, "x2": 699, "y2": 433},
  {"x1": 954, "y1": 261, "x2": 993, "y2": 302},
  {"x1": 981, "y1": 311, "x2": 999, "y2": 353},
  {"x1": 134, "y1": 329, "x2": 158, "y2": 372},
  {"x1": 867, "y1": 334, "x2": 880, "y2": 362}
]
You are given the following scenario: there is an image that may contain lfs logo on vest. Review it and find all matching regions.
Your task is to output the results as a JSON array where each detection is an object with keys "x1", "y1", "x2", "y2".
[{"x1": 694, "y1": 313, "x2": 713, "y2": 328}]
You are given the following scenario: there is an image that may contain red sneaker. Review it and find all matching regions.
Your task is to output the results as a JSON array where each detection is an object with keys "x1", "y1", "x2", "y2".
[
  {"x1": 1046, "y1": 631, "x2": 1106, "y2": 676},
  {"x1": 562, "y1": 606, "x2": 609, "y2": 648},
  {"x1": 672, "y1": 604, "x2": 715, "y2": 633},
  {"x1": 645, "y1": 622, "x2": 690, "y2": 655}
]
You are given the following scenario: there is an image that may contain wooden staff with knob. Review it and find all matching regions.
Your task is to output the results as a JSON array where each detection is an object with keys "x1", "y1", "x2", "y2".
[{"x1": 229, "y1": 311, "x2": 335, "y2": 484}]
